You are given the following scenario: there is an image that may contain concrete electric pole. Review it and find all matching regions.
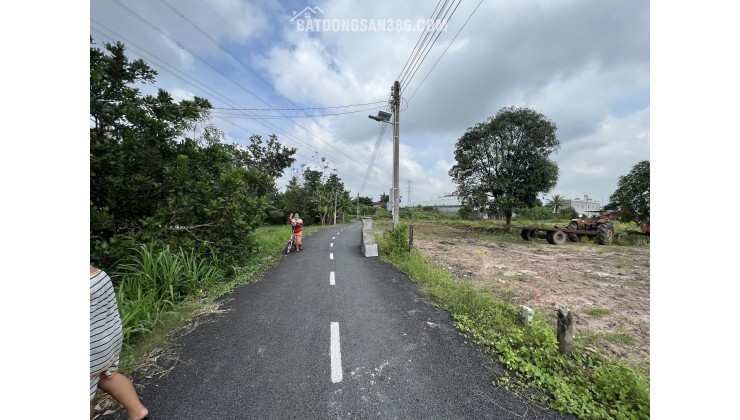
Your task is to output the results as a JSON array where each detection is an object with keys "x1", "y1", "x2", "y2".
[
  {"x1": 392, "y1": 80, "x2": 400, "y2": 229},
  {"x1": 367, "y1": 81, "x2": 400, "y2": 228}
]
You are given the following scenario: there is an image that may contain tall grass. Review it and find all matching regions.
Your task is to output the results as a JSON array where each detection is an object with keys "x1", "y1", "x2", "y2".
[{"x1": 112, "y1": 244, "x2": 224, "y2": 342}]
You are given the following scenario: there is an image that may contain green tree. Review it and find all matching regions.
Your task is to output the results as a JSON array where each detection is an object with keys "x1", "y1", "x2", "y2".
[
  {"x1": 449, "y1": 106, "x2": 560, "y2": 225},
  {"x1": 282, "y1": 157, "x2": 352, "y2": 225},
  {"x1": 226, "y1": 133, "x2": 296, "y2": 195},
  {"x1": 90, "y1": 39, "x2": 295, "y2": 269},
  {"x1": 354, "y1": 196, "x2": 373, "y2": 206},
  {"x1": 90, "y1": 40, "x2": 210, "y2": 231},
  {"x1": 458, "y1": 204, "x2": 478, "y2": 220},
  {"x1": 545, "y1": 194, "x2": 566, "y2": 214},
  {"x1": 608, "y1": 160, "x2": 650, "y2": 225},
  {"x1": 380, "y1": 193, "x2": 390, "y2": 203}
]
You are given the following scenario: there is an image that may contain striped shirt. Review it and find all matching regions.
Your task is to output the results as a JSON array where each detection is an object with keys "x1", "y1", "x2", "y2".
[{"x1": 90, "y1": 269, "x2": 123, "y2": 376}]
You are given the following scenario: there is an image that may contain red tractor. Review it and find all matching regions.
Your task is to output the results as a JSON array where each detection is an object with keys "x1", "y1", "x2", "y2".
[{"x1": 564, "y1": 211, "x2": 616, "y2": 245}]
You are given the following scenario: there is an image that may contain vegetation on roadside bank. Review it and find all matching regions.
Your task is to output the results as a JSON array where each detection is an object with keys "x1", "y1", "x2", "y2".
[{"x1": 377, "y1": 222, "x2": 649, "y2": 420}]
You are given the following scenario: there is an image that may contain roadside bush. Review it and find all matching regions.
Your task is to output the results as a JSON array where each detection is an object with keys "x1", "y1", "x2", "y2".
[
  {"x1": 401, "y1": 206, "x2": 444, "y2": 220},
  {"x1": 378, "y1": 223, "x2": 409, "y2": 258},
  {"x1": 557, "y1": 206, "x2": 579, "y2": 219},
  {"x1": 515, "y1": 206, "x2": 553, "y2": 221},
  {"x1": 458, "y1": 204, "x2": 479, "y2": 220}
]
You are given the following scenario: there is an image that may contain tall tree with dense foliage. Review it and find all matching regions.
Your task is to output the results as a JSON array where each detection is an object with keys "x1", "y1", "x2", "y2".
[
  {"x1": 90, "y1": 40, "x2": 210, "y2": 229},
  {"x1": 448, "y1": 106, "x2": 560, "y2": 224},
  {"x1": 608, "y1": 160, "x2": 650, "y2": 225},
  {"x1": 90, "y1": 39, "x2": 295, "y2": 269}
]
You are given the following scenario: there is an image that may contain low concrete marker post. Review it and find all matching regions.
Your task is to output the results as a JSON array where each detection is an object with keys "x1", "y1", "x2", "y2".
[
  {"x1": 518, "y1": 305, "x2": 533, "y2": 325},
  {"x1": 557, "y1": 306, "x2": 574, "y2": 354}
]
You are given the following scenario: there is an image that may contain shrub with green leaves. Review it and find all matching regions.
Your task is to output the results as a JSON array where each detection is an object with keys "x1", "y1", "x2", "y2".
[{"x1": 378, "y1": 223, "x2": 409, "y2": 258}]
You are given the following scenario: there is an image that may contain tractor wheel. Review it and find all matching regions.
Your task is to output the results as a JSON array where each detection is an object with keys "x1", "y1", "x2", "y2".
[
  {"x1": 566, "y1": 221, "x2": 580, "y2": 242},
  {"x1": 551, "y1": 230, "x2": 567, "y2": 245},
  {"x1": 546, "y1": 231, "x2": 555, "y2": 244},
  {"x1": 596, "y1": 222, "x2": 614, "y2": 245},
  {"x1": 521, "y1": 229, "x2": 538, "y2": 241}
]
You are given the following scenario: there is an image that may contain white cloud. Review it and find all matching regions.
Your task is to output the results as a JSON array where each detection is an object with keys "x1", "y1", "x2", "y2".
[{"x1": 91, "y1": 0, "x2": 649, "y2": 203}]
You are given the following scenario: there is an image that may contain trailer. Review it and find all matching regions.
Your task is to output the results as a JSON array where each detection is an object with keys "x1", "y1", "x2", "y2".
[{"x1": 506, "y1": 221, "x2": 614, "y2": 246}]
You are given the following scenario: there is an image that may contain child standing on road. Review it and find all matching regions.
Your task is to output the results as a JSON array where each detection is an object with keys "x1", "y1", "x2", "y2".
[{"x1": 288, "y1": 212, "x2": 304, "y2": 252}]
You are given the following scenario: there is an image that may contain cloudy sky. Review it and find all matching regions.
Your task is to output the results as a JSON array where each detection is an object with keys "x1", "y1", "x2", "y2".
[
  {"x1": 89, "y1": 0, "x2": 649, "y2": 206},
  {"x1": 5, "y1": 3, "x2": 740, "y2": 416}
]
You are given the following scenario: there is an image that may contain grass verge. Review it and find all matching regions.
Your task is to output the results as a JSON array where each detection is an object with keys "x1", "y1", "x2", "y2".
[{"x1": 377, "y1": 222, "x2": 649, "y2": 420}]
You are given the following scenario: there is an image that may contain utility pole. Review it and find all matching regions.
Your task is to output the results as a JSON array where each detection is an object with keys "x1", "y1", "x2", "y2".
[
  {"x1": 334, "y1": 190, "x2": 338, "y2": 225},
  {"x1": 392, "y1": 80, "x2": 400, "y2": 228},
  {"x1": 356, "y1": 193, "x2": 359, "y2": 220}
]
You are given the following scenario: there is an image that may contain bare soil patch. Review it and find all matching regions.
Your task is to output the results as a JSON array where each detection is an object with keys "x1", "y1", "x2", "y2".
[{"x1": 412, "y1": 226, "x2": 649, "y2": 369}]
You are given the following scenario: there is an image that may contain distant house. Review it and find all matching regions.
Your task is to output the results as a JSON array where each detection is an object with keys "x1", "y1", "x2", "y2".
[
  {"x1": 562, "y1": 195, "x2": 602, "y2": 216},
  {"x1": 372, "y1": 201, "x2": 386, "y2": 208}
]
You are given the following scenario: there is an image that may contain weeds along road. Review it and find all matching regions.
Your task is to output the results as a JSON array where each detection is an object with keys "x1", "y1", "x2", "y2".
[{"x1": 102, "y1": 220, "x2": 575, "y2": 420}]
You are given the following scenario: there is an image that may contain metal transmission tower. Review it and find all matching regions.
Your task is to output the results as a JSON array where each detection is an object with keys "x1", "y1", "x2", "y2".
[{"x1": 407, "y1": 180, "x2": 413, "y2": 208}]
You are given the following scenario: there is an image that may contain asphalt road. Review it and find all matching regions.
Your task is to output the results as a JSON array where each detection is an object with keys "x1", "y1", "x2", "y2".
[{"x1": 101, "y1": 220, "x2": 575, "y2": 420}]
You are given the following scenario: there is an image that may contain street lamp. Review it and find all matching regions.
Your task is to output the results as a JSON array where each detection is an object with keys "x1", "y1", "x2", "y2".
[{"x1": 368, "y1": 111, "x2": 393, "y2": 123}]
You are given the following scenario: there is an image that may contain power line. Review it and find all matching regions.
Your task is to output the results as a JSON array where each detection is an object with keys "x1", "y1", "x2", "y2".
[
  {"x1": 407, "y1": 0, "x2": 484, "y2": 102},
  {"x1": 212, "y1": 105, "x2": 386, "y2": 118},
  {"x1": 401, "y1": 0, "x2": 462, "y2": 92},
  {"x1": 358, "y1": 108, "x2": 392, "y2": 196},
  {"x1": 154, "y1": 0, "x2": 370, "y2": 168},
  {"x1": 212, "y1": 101, "x2": 388, "y2": 111},
  {"x1": 397, "y1": 0, "x2": 447, "y2": 83},
  {"x1": 90, "y1": 23, "x2": 389, "y2": 193},
  {"x1": 107, "y1": 0, "x2": 382, "y2": 179}
]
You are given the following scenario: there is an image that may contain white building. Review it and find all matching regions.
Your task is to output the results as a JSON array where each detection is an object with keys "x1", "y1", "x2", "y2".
[
  {"x1": 563, "y1": 195, "x2": 601, "y2": 216},
  {"x1": 404, "y1": 194, "x2": 463, "y2": 215}
]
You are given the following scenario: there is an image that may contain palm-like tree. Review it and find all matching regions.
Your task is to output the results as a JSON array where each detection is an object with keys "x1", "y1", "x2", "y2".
[{"x1": 545, "y1": 194, "x2": 566, "y2": 214}]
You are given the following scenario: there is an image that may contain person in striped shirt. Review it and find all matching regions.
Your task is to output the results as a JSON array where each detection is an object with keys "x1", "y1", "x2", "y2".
[{"x1": 90, "y1": 265, "x2": 149, "y2": 420}]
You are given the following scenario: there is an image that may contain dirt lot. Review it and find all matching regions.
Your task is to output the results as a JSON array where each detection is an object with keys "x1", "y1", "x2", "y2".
[{"x1": 411, "y1": 223, "x2": 650, "y2": 370}]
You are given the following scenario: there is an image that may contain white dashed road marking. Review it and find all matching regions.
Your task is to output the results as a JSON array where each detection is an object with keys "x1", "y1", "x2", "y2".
[
  {"x1": 330, "y1": 322, "x2": 343, "y2": 383},
  {"x1": 330, "y1": 253, "x2": 334, "y2": 260},
  {"x1": 330, "y1": 271, "x2": 335, "y2": 286},
  {"x1": 330, "y1": 243, "x2": 333, "y2": 247}
]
